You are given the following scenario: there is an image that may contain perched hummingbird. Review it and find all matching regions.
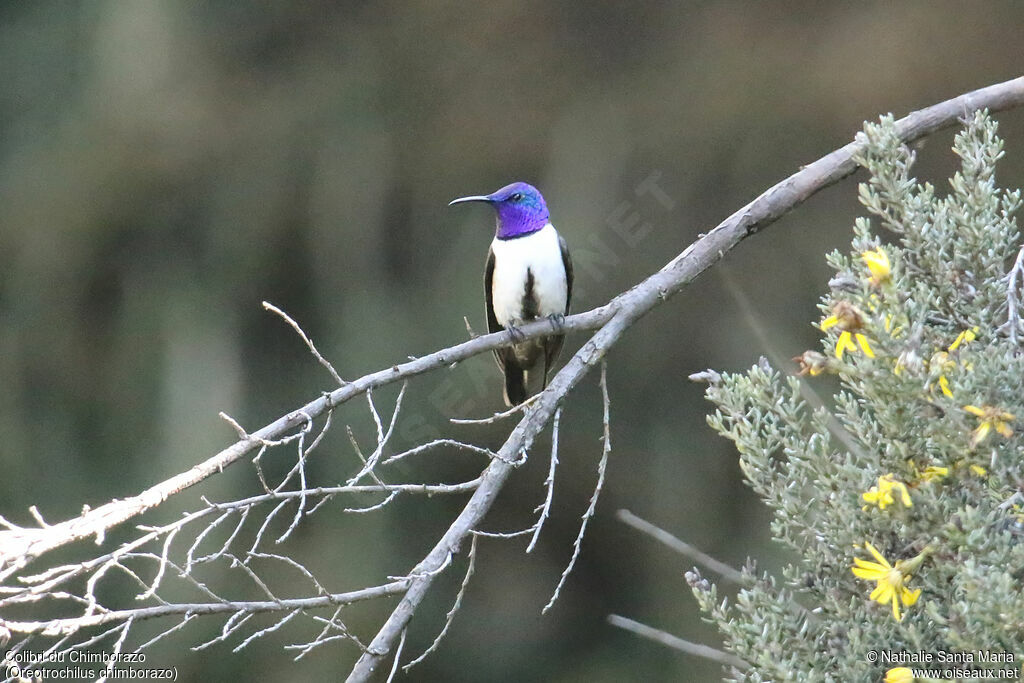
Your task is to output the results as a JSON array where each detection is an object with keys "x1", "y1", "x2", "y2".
[{"x1": 449, "y1": 182, "x2": 573, "y2": 406}]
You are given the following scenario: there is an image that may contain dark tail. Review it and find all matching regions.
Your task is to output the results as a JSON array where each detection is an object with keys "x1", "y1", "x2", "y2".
[{"x1": 503, "y1": 365, "x2": 527, "y2": 406}]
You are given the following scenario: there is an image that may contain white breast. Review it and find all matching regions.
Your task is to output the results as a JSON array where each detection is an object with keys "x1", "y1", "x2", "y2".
[{"x1": 490, "y1": 223, "x2": 568, "y2": 327}]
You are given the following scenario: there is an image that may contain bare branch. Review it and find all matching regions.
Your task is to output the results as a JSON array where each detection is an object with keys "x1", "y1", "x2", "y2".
[
  {"x1": 616, "y1": 509, "x2": 747, "y2": 584},
  {"x1": 135, "y1": 526, "x2": 179, "y2": 600},
  {"x1": 382, "y1": 439, "x2": 498, "y2": 466},
  {"x1": 543, "y1": 363, "x2": 611, "y2": 614},
  {"x1": 607, "y1": 614, "x2": 748, "y2": 670},
  {"x1": 98, "y1": 618, "x2": 133, "y2": 683},
  {"x1": 469, "y1": 527, "x2": 536, "y2": 539},
  {"x1": 135, "y1": 614, "x2": 197, "y2": 653},
  {"x1": 263, "y1": 300, "x2": 347, "y2": 387},
  {"x1": 527, "y1": 406, "x2": 561, "y2": 554},
  {"x1": 286, "y1": 605, "x2": 366, "y2": 660},
  {"x1": 233, "y1": 609, "x2": 301, "y2": 652},
  {"x1": 449, "y1": 394, "x2": 542, "y2": 425},
  {"x1": 347, "y1": 383, "x2": 408, "y2": 485},
  {"x1": 2, "y1": 581, "x2": 406, "y2": 637},
  {"x1": 344, "y1": 491, "x2": 400, "y2": 514},
  {"x1": 402, "y1": 534, "x2": 478, "y2": 671},
  {"x1": 384, "y1": 628, "x2": 406, "y2": 683}
]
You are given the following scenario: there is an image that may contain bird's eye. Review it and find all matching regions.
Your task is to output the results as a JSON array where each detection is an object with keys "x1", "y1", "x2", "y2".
[{"x1": 509, "y1": 192, "x2": 523, "y2": 202}]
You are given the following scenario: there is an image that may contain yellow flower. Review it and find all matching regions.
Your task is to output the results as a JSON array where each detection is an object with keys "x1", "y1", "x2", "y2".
[
  {"x1": 914, "y1": 464, "x2": 949, "y2": 483},
  {"x1": 835, "y1": 330, "x2": 875, "y2": 359},
  {"x1": 948, "y1": 327, "x2": 977, "y2": 351},
  {"x1": 883, "y1": 312, "x2": 906, "y2": 338},
  {"x1": 821, "y1": 302, "x2": 875, "y2": 360},
  {"x1": 862, "y1": 474, "x2": 913, "y2": 510},
  {"x1": 925, "y1": 329, "x2": 979, "y2": 398},
  {"x1": 885, "y1": 667, "x2": 915, "y2": 683},
  {"x1": 928, "y1": 351, "x2": 956, "y2": 398},
  {"x1": 851, "y1": 542, "x2": 926, "y2": 621},
  {"x1": 937, "y1": 375, "x2": 952, "y2": 398},
  {"x1": 862, "y1": 247, "x2": 892, "y2": 287},
  {"x1": 963, "y1": 404, "x2": 1015, "y2": 449},
  {"x1": 950, "y1": 459, "x2": 988, "y2": 476}
]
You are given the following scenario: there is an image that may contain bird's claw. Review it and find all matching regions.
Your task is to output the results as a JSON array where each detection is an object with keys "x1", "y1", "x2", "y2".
[
  {"x1": 507, "y1": 323, "x2": 525, "y2": 343},
  {"x1": 546, "y1": 313, "x2": 566, "y2": 332}
]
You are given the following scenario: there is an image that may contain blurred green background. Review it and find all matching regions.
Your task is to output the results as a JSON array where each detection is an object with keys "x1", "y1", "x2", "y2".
[{"x1": 2, "y1": 2, "x2": 1023, "y2": 681}]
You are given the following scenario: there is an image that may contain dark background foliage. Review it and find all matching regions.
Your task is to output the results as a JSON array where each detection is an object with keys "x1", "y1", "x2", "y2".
[{"x1": 2, "y1": 2, "x2": 1023, "y2": 680}]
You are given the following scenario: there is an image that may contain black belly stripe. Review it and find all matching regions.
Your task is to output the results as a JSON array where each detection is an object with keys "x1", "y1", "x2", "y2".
[{"x1": 521, "y1": 267, "x2": 539, "y2": 321}]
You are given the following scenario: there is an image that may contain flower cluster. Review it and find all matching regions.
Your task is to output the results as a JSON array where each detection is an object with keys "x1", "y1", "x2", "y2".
[
  {"x1": 862, "y1": 474, "x2": 912, "y2": 511},
  {"x1": 696, "y1": 113, "x2": 1024, "y2": 680},
  {"x1": 963, "y1": 404, "x2": 1015, "y2": 449},
  {"x1": 927, "y1": 327, "x2": 976, "y2": 398},
  {"x1": 821, "y1": 301, "x2": 875, "y2": 359}
]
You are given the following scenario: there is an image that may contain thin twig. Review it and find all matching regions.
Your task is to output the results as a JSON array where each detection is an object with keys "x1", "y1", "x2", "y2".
[
  {"x1": 403, "y1": 534, "x2": 478, "y2": 670},
  {"x1": 344, "y1": 491, "x2": 400, "y2": 514},
  {"x1": 233, "y1": 609, "x2": 301, "y2": 652},
  {"x1": 384, "y1": 628, "x2": 407, "y2": 683},
  {"x1": 382, "y1": 439, "x2": 498, "y2": 466},
  {"x1": 470, "y1": 527, "x2": 536, "y2": 539},
  {"x1": 97, "y1": 618, "x2": 133, "y2": 683},
  {"x1": 347, "y1": 383, "x2": 408, "y2": 485},
  {"x1": 450, "y1": 394, "x2": 542, "y2": 425},
  {"x1": 615, "y1": 510, "x2": 747, "y2": 584},
  {"x1": 263, "y1": 301, "x2": 347, "y2": 386},
  {"x1": 542, "y1": 362, "x2": 611, "y2": 614},
  {"x1": 607, "y1": 614, "x2": 748, "y2": 669},
  {"x1": 2, "y1": 582, "x2": 408, "y2": 637},
  {"x1": 527, "y1": 407, "x2": 561, "y2": 554},
  {"x1": 286, "y1": 605, "x2": 366, "y2": 660}
]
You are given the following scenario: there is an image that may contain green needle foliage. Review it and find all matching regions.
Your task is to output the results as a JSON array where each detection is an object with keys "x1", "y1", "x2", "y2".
[{"x1": 695, "y1": 111, "x2": 1024, "y2": 681}]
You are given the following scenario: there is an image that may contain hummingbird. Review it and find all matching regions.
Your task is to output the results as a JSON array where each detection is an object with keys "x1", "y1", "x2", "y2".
[{"x1": 449, "y1": 182, "x2": 573, "y2": 406}]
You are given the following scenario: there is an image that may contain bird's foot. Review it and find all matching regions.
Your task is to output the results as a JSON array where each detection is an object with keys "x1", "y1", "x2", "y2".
[
  {"x1": 546, "y1": 312, "x2": 566, "y2": 332},
  {"x1": 506, "y1": 322, "x2": 525, "y2": 343}
]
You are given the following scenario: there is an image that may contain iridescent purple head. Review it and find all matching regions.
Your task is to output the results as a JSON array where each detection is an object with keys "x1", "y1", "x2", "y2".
[{"x1": 449, "y1": 181, "x2": 550, "y2": 240}]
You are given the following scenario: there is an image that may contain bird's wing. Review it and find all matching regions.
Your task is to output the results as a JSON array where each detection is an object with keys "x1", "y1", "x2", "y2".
[
  {"x1": 484, "y1": 246, "x2": 509, "y2": 372},
  {"x1": 559, "y1": 233, "x2": 573, "y2": 313}
]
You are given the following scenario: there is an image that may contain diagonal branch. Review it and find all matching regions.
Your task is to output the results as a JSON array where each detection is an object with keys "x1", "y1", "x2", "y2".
[
  {"x1": 607, "y1": 614, "x2": 748, "y2": 670},
  {"x1": 616, "y1": 509, "x2": 747, "y2": 584}
]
